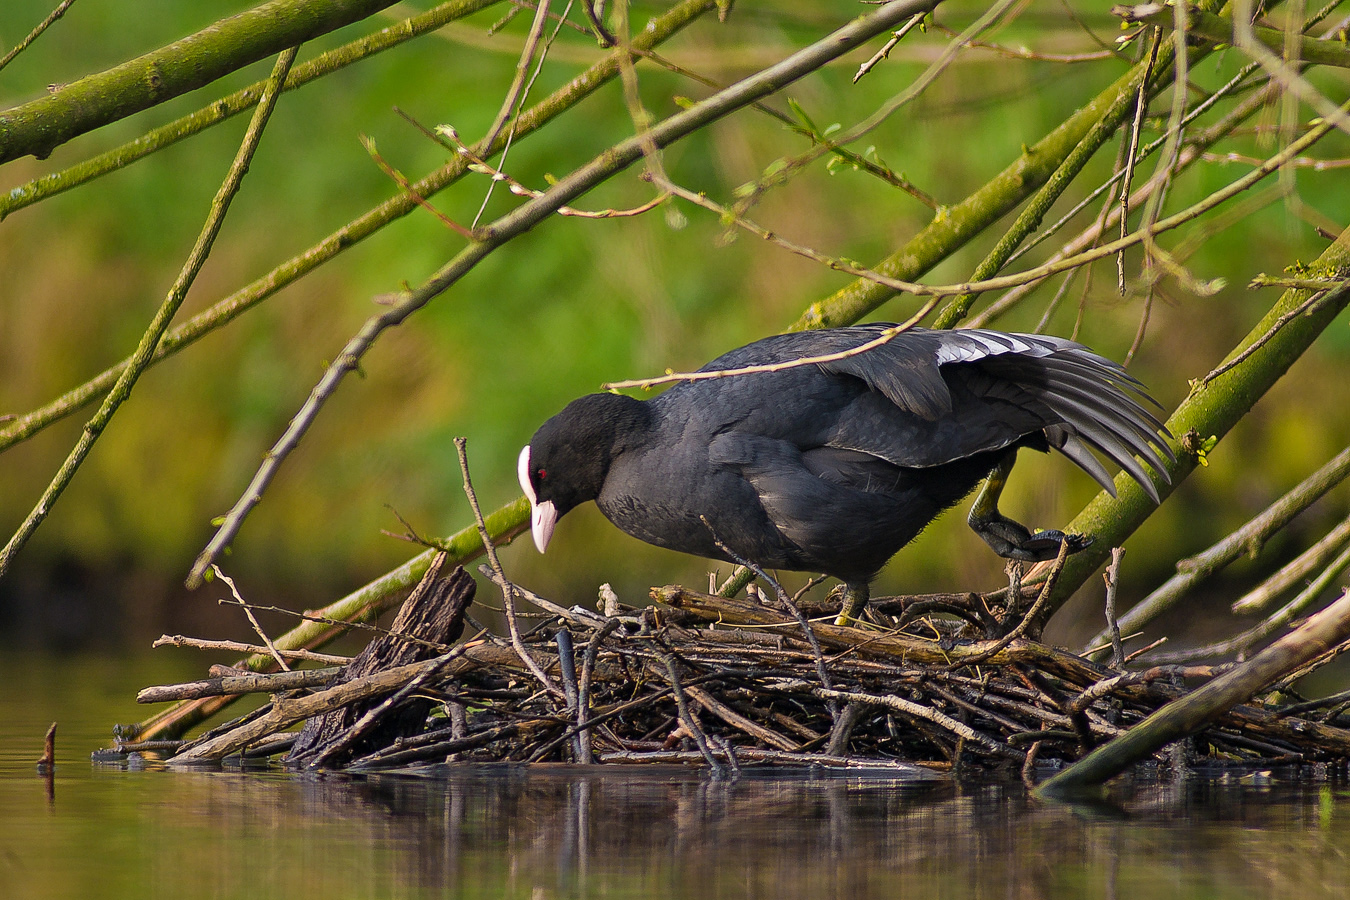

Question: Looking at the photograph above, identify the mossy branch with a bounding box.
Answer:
[1120,4,1350,70]
[0,0,403,163]
[0,0,499,220]
[1039,588,1350,796]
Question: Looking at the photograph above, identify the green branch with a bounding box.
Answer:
[0,0,401,163]
[1039,588,1350,796]
[0,0,499,220]
[1121,4,1350,70]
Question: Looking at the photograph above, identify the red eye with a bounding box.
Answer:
[538,468,547,480]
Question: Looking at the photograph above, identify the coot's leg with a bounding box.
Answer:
[834,581,869,627]
[967,451,1093,561]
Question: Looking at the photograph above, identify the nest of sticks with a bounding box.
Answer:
[116,547,1350,783]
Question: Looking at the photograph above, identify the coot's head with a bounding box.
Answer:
[518,393,650,553]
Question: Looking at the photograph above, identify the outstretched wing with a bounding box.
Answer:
[816,326,1174,501]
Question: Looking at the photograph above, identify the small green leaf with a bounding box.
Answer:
[786,98,817,133]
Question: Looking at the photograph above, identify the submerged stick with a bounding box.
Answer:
[1039,589,1350,797]
[36,723,56,774]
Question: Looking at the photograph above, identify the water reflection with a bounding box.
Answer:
[36,765,1336,900]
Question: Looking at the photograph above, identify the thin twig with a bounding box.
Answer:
[455,438,563,698]
[1199,289,1338,387]
[853,12,927,83]
[605,297,936,392]
[1103,547,1126,670]
[702,518,837,717]
[213,565,289,672]
[473,0,558,227]
[0,0,78,73]
[660,653,725,775]
[151,634,351,665]
[1119,30,1162,294]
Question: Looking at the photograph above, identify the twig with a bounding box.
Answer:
[151,634,351,665]
[472,0,571,228]
[0,0,78,74]
[577,619,620,763]
[477,565,611,629]
[777,682,1026,763]
[852,13,927,83]
[1066,665,1220,716]
[659,653,725,775]
[605,305,935,392]
[137,667,344,703]
[554,627,584,759]
[1103,548,1126,670]
[596,748,939,773]
[686,685,798,751]
[825,701,867,756]
[1119,29,1162,294]
[455,438,562,698]
[363,136,475,238]
[36,722,57,773]
[429,125,670,218]
[480,0,553,153]
[213,565,289,672]
[701,519,837,715]
[1198,289,1338,387]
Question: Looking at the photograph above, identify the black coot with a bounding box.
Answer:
[518,325,1172,622]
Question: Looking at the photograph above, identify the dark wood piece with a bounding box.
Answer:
[286,566,474,765]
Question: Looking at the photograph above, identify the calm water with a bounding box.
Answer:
[3,652,1350,899]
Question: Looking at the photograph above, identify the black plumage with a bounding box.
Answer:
[518,325,1172,617]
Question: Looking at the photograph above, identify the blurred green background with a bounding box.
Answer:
[2,0,1348,651]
